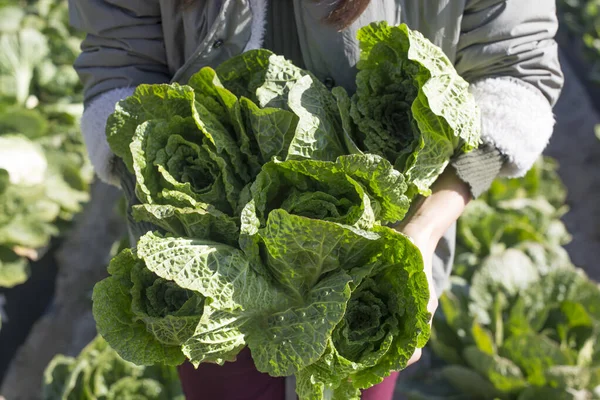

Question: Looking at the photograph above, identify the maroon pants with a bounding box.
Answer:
[178,348,399,400]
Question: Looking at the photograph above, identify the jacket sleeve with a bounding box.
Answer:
[69,0,171,186]
[454,0,564,178]
[69,0,170,102]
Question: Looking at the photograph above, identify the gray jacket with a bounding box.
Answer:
[69,0,563,295]
[70,0,563,183]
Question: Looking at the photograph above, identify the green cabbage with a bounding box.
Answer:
[42,335,184,400]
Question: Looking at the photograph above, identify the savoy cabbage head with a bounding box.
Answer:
[348,22,481,196]
[93,249,205,366]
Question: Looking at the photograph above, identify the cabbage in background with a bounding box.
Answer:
[0,0,92,290]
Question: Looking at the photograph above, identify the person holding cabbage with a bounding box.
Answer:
[68,0,563,399]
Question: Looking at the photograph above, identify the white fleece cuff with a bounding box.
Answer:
[81,87,136,187]
[469,77,556,177]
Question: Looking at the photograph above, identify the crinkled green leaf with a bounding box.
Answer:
[242,208,380,295]
[246,270,352,376]
[352,22,480,195]
[332,86,363,155]
[106,84,197,171]
[239,96,298,164]
[215,49,306,110]
[137,231,281,312]
[135,230,354,375]
[182,307,247,366]
[130,116,242,215]
[131,203,239,246]
[295,339,360,400]
[188,66,299,173]
[286,74,348,161]
[331,225,430,390]
[92,249,197,366]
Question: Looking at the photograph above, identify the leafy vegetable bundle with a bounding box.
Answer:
[43,335,184,400]
[0,0,92,291]
[93,22,481,399]
[398,159,600,400]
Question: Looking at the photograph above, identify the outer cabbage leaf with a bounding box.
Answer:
[127,112,245,242]
[215,49,306,110]
[286,74,349,161]
[216,50,352,162]
[352,22,480,195]
[131,203,239,247]
[92,249,204,366]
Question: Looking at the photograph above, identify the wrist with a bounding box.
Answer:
[397,166,471,244]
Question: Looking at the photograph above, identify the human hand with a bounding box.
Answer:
[395,167,472,367]
[397,221,439,367]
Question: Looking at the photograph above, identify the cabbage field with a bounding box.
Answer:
[0,0,599,399]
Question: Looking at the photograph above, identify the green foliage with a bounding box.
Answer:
[42,335,184,400]
[0,0,92,289]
